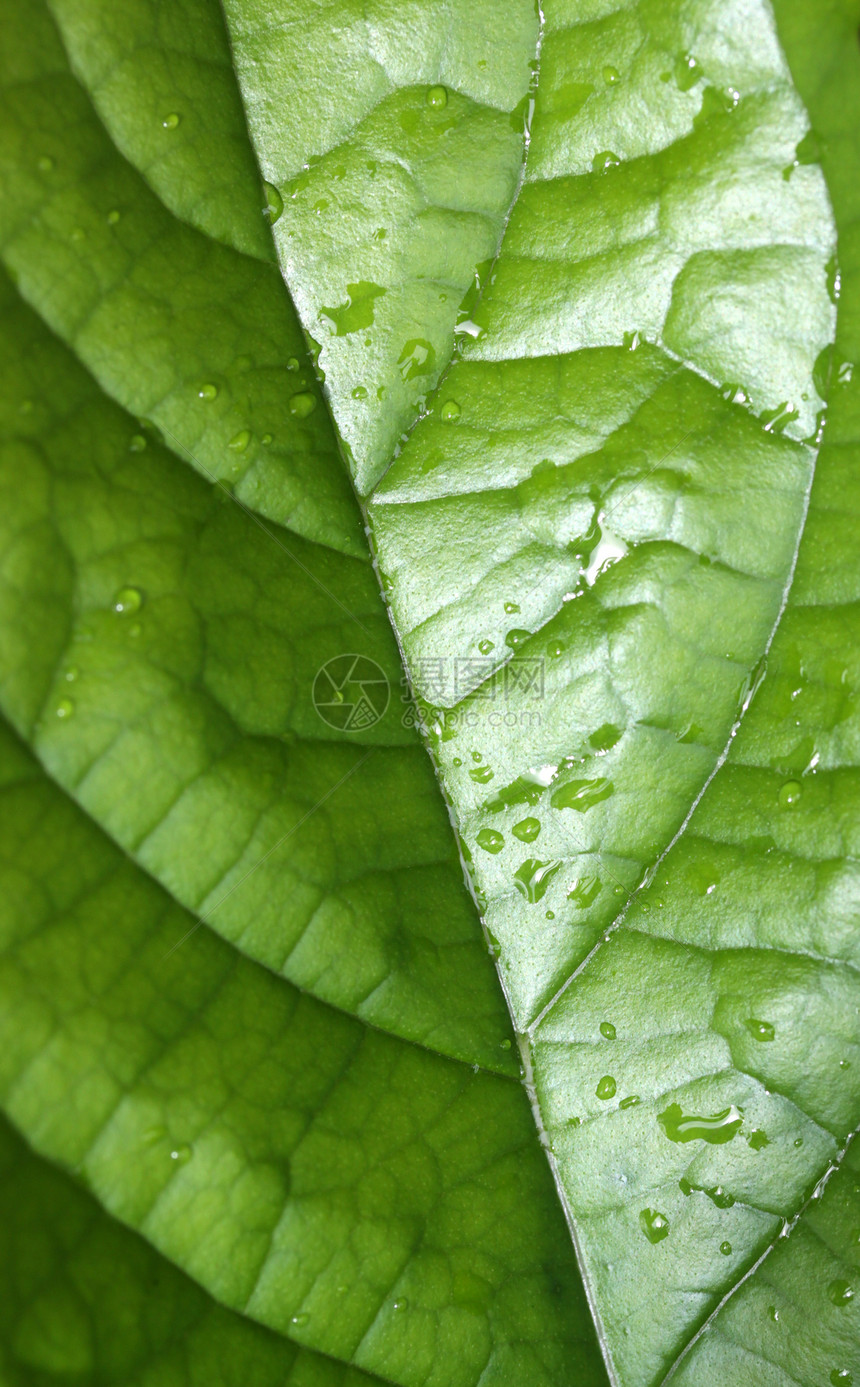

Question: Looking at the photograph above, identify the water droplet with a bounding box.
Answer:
[55,698,74,719]
[619,1094,640,1109]
[441,400,461,422]
[831,1371,853,1386]
[352,385,368,400]
[678,1178,735,1208]
[603,65,621,85]
[639,1208,669,1243]
[262,181,283,224]
[37,154,54,172]
[198,382,219,401]
[64,666,78,682]
[499,1038,512,1051]
[828,1280,854,1307]
[169,1143,191,1164]
[320,281,385,336]
[476,827,504,854]
[162,112,181,130]
[762,401,799,435]
[767,1304,779,1323]
[551,777,613,812]
[228,429,251,452]
[779,780,802,808]
[513,858,562,903]
[593,150,621,173]
[747,1128,769,1151]
[470,765,494,784]
[289,391,317,419]
[720,1240,732,1256]
[261,433,273,445]
[393,1297,408,1311]
[547,639,565,658]
[658,1103,743,1145]
[287,358,300,372]
[107,208,121,225]
[675,53,701,91]
[600,1021,616,1040]
[504,601,520,615]
[113,586,143,615]
[478,638,495,655]
[505,628,531,650]
[398,338,436,382]
[567,875,601,908]
[290,1312,310,1328]
[512,817,541,843]
[745,1018,775,1042]
[129,434,147,452]
[596,1075,617,1100]
[427,85,448,109]
[589,723,621,753]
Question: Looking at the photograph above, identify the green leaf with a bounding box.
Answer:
[0,1115,380,1387]
[0,0,859,1383]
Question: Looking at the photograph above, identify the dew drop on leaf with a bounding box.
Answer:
[639,1208,669,1243]
[599,1021,616,1040]
[658,1103,743,1144]
[162,112,180,130]
[262,181,283,224]
[593,150,621,173]
[441,399,461,421]
[779,780,802,807]
[745,1018,775,1041]
[514,858,562,903]
[55,698,74,719]
[169,1144,191,1164]
[596,1075,617,1100]
[476,828,504,854]
[720,1241,732,1255]
[113,587,143,616]
[198,382,219,401]
[228,429,251,452]
[426,85,448,109]
[512,817,541,842]
[289,392,317,419]
[827,1279,855,1307]
[675,53,701,90]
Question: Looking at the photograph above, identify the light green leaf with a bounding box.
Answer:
[0,0,859,1383]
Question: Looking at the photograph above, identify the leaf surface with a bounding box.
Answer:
[0,0,858,1384]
